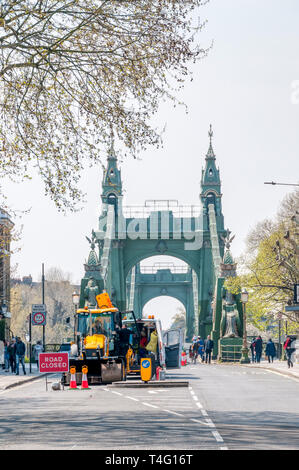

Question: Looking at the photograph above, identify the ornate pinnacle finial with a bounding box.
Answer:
[206,124,215,159]
[108,123,117,160]
[220,229,235,251]
[85,230,101,271]
[209,124,213,143]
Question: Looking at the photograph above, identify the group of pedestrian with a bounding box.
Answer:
[189,335,214,364]
[3,337,27,375]
[249,335,296,368]
[2,338,44,375]
[249,336,265,363]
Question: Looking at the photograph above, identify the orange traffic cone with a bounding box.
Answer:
[69,366,78,389]
[81,366,90,389]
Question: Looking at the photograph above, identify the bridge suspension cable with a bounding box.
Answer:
[101,204,115,284]
[208,203,222,278]
[128,266,136,311]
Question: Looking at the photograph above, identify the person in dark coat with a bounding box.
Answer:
[8,338,16,373]
[254,336,263,363]
[265,338,276,363]
[116,325,134,358]
[15,337,26,375]
[250,339,256,363]
[204,335,214,364]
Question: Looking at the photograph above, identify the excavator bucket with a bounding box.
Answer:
[101,361,123,383]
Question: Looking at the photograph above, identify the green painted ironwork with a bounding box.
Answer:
[76,127,241,343]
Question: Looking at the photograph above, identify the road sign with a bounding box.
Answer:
[39,352,69,373]
[32,304,47,326]
[44,344,61,352]
[142,359,150,368]
[32,311,46,326]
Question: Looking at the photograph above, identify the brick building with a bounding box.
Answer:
[0,208,14,341]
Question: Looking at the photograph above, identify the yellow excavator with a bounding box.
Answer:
[61,293,130,385]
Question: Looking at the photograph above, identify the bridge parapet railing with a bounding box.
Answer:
[123,204,202,219]
[140,264,189,274]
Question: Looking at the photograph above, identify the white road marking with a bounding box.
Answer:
[187,385,226,445]
[163,409,184,417]
[212,431,224,443]
[205,418,216,428]
[190,418,214,427]
[96,386,229,447]
[142,402,159,409]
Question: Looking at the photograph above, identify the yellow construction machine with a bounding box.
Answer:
[61,293,130,385]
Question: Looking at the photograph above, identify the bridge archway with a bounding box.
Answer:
[143,296,186,330]
[126,255,197,339]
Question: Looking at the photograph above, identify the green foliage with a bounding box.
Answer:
[225,190,299,333]
[170,307,186,329]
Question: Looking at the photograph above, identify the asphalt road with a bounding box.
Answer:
[0,362,298,450]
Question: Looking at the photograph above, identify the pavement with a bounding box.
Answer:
[241,359,299,380]
[0,364,46,390]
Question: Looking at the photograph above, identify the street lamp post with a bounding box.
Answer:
[72,292,80,342]
[264,182,299,187]
[240,288,250,364]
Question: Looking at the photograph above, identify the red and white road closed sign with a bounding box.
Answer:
[39,352,69,373]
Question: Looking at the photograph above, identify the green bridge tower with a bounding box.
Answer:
[78,126,244,349]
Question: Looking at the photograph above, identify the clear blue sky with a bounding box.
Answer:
[4,0,299,328]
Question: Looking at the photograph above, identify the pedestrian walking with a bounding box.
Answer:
[189,344,194,362]
[15,337,26,375]
[0,340,4,370]
[34,341,43,370]
[254,336,263,363]
[265,338,276,363]
[204,335,214,364]
[8,338,16,373]
[283,335,296,368]
[250,339,256,363]
[191,341,199,364]
[197,336,205,362]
